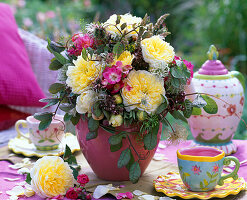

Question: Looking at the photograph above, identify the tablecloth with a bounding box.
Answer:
[0,140,247,200]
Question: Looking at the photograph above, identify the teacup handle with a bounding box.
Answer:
[15,120,31,143]
[218,156,240,186]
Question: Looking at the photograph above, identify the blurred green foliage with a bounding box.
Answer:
[3,0,247,138]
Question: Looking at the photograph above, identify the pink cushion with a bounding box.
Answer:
[0,3,45,107]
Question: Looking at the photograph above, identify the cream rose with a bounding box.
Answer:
[30,156,74,198]
[104,13,142,38]
[76,90,97,114]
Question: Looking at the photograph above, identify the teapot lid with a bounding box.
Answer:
[198,45,228,75]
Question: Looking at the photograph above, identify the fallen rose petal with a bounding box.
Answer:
[138,194,158,200]
[9,195,19,200]
[24,188,35,197]
[158,143,166,149]
[4,178,21,181]
[22,158,31,164]
[93,184,119,199]
[159,197,174,200]
[116,192,134,199]
[9,163,24,169]
[119,185,125,188]
[93,185,110,199]
[17,167,30,175]
[133,190,147,196]
[6,186,25,196]
[16,181,26,186]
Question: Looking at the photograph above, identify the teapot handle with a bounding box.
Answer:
[231,71,245,91]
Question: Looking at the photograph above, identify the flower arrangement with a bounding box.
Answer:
[35,13,217,183]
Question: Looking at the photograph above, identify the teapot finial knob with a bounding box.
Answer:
[207,45,219,60]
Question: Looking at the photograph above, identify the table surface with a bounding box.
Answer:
[0,140,247,200]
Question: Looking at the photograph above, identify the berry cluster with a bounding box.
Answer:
[166,92,186,112]
[99,94,124,115]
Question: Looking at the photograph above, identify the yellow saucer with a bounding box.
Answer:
[8,133,80,157]
[153,172,246,199]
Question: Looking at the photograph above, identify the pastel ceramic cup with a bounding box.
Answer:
[15,115,65,151]
[177,146,240,192]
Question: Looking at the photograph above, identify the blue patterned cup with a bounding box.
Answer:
[177,146,240,191]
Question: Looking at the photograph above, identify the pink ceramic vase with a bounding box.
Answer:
[76,119,161,181]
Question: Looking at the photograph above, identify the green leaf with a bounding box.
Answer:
[120,23,127,30]
[38,139,45,143]
[49,41,65,53]
[183,99,192,118]
[101,125,116,134]
[126,151,135,171]
[49,58,63,70]
[192,107,202,115]
[49,83,65,94]
[48,139,55,142]
[144,131,158,150]
[171,66,184,78]
[201,95,218,114]
[70,113,81,125]
[117,148,131,168]
[170,77,180,88]
[70,166,78,180]
[88,117,99,132]
[109,132,126,145]
[63,145,72,159]
[102,110,110,121]
[204,179,209,186]
[34,112,53,121]
[59,103,75,112]
[67,156,77,165]
[129,162,141,184]
[113,42,124,58]
[64,113,72,121]
[91,102,102,118]
[110,141,122,152]
[41,98,59,109]
[86,131,98,141]
[47,38,68,64]
[156,101,168,114]
[25,173,31,185]
[38,118,52,130]
[116,15,121,24]
[207,172,212,178]
[81,48,88,61]
[170,110,188,123]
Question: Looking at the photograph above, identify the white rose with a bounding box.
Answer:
[76,90,97,114]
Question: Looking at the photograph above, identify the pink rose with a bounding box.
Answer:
[66,187,78,199]
[77,174,89,186]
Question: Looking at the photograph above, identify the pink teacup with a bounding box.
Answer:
[15,115,65,150]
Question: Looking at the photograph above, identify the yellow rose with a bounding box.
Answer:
[121,70,165,114]
[141,36,175,77]
[66,55,101,94]
[112,51,133,67]
[30,156,74,198]
[104,13,142,38]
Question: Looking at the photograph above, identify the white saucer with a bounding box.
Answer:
[8,133,80,157]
